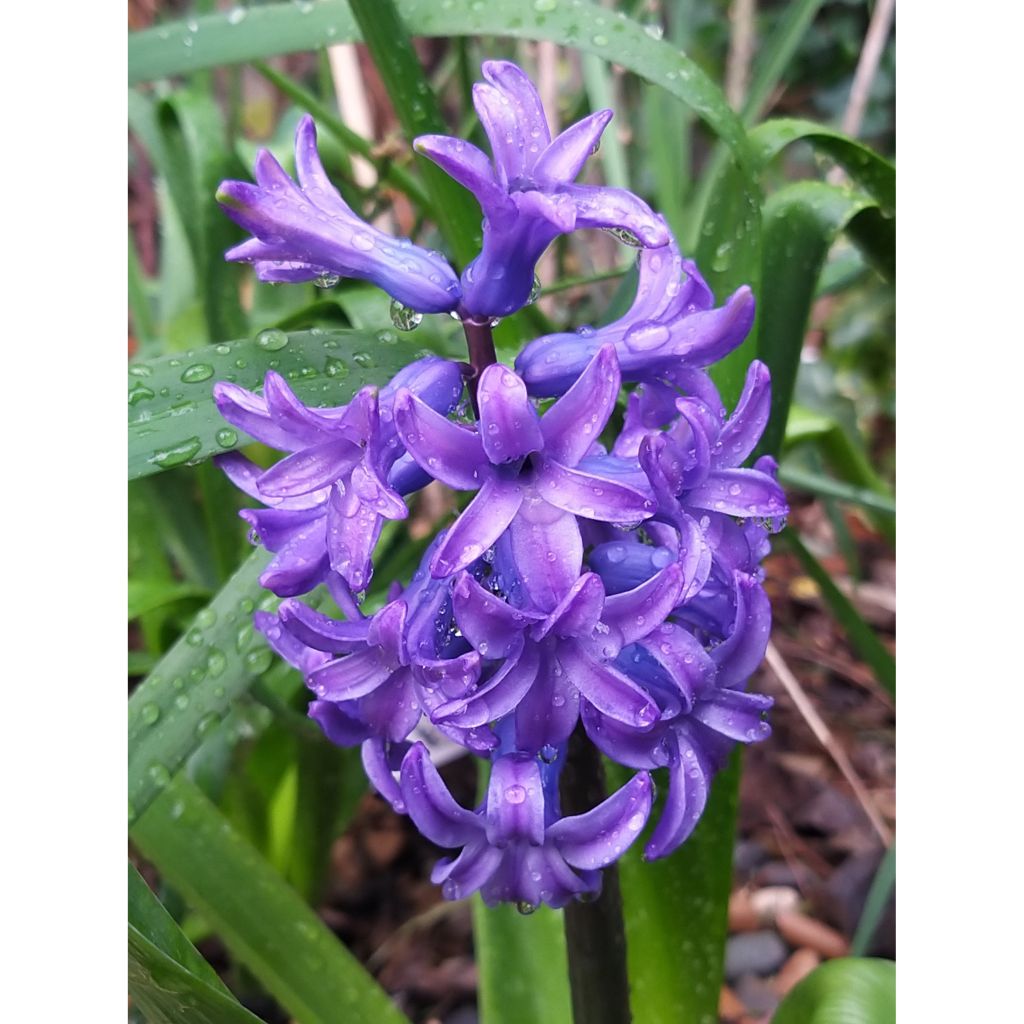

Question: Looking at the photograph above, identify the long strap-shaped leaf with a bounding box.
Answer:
[607,753,740,1024]
[129,861,265,1023]
[129,549,272,824]
[754,181,885,456]
[473,900,573,1024]
[128,327,420,479]
[772,957,895,1024]
[132,778,411,1024]
[126,0,761,230]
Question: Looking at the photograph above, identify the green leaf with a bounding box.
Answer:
[156,89,247,342]
[780,530,896,696]
[128,549,274,825]
[609,753,740,1024]
[127,3,757,173]
[749,118,895,213]
[777,465,895,517]
[127,327,421,480]
[740,0,827,123]
[132,778,411,1024]
[347,0,483,266]
[755,181,881,457]
[129,922,266,1024]
[473,900,572,1024]
[851,844,896,956]
[773,958,895,1024]
[129,861,233,995]
[129,579,211,620]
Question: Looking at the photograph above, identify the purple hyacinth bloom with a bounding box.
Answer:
[394,346,656,610]
[217,115,461,313]
[433,565,687,751]
[214,357,463,594]
[400,744,653,908]
[630,360,788,535]
[583,572,773,859]
[415,61,668,318]
[516,225,754,396]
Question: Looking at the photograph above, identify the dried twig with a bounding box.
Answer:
[765,643,894,847]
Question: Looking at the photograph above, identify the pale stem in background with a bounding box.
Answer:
[535,39,560,316]
[726,0,757,111]
[327,42,394,231]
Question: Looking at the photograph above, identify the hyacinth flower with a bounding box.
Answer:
[400,744,653,908]
[516,223,755,397]
[394,346,656,609]
[212,57,787,911]
[217,115,461,312]
[214,357,463,594]
[435,565,686,752]
[415,61,668,319]
[582,573,773,859]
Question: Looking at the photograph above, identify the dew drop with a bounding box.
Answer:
[216,427,238,448]
[314,271,340,289]
[390,299,423,331]
[152,437,202,469]
[128,382,155,405]
[256,328,289,351]
[324,356,349,378]
[181,363,214,384]
[140,703,160,726]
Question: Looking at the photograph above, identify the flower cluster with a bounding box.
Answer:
[215,61,787,911]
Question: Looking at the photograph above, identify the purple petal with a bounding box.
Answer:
[309,701,370,747]
[416,650,483,701]
[277,598,370,653]
[361,737,406,812]
[507,498,582,613]
[430,477,524,578]
[536,573,605,642]
[358,667,422,741]
[644,729,712,860]
[452,573,537,659]
[710,575,772,688]
[534,109,613,184]
[213,380,305,452]
[325,483,383,591]
[432,640,540,729]
[433,840,504,900]
[484,754,546,848]
[400,743,482,848]
[691,688,772,742]
[540,345,620,466]
[514,647,581,751]
[563,183,667,246]
[534,458,655,523]
[476,364,544,464]
[394,390,488,490]
[256,439,363,498]
[549,772,653,869]
[307,647,393,701]
[602,564,684,645]
[560,642,659,729]
[686,468,787,518]
[413,135,511,215]
[636,623,716,708]
[258,519,330,597]
[714,360,772,468]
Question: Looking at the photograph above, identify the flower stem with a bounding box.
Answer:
[560,729,632,1024]
[460,313,498,415]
